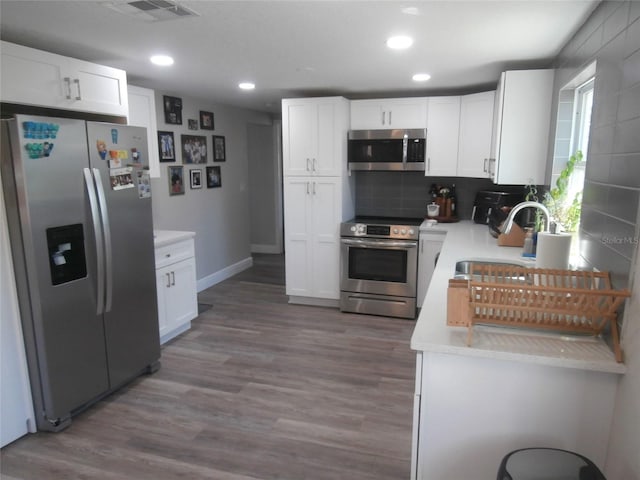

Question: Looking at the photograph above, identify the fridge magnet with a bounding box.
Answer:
[169,166,185,195]
[137,170,151,199]
[190,169,203,189]
[181,135,208,164]
[188,119,198,130]
[163,95,183,125]
[213,135,226,162]
[158,131,175,162]
[109,167,134,191]
[206,166,221,188]
[109,158,123,169]
[111,128,119,144]
[96,140,107,159]
[200,111,214,130]
[130,148,142,167]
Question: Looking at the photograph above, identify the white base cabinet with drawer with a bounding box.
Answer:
[154,231,198,345]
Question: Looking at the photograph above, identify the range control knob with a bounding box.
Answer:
[400,228,407,235]
[392,228,399,235]
[350,226,356,232]
[408,228,415,235]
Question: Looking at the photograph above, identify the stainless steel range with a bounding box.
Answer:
[340,217,421,319]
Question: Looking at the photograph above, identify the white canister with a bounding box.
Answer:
[427,202,440,217]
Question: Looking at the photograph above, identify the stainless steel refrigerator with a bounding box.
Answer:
[1,114,160,432]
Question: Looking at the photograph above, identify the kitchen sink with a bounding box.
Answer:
[454,259,531,282]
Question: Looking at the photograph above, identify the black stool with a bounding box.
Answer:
[497,448,606,480]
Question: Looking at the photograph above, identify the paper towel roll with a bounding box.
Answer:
[535,232,572,269]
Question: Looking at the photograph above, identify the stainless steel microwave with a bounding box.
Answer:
[347,128,426,171]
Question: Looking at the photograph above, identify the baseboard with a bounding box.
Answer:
[288,296,340,308]
[250,243,281,254]
[197,256,253,292]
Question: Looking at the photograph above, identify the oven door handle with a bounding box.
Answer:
[341,238,418,249]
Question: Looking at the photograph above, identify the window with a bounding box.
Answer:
[566,77,594,211]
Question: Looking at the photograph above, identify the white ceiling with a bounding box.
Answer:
[0,0,600,114]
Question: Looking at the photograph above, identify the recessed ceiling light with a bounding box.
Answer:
[412,73,431,82]
[239,82,255,90]
[150,55,174,66]
[386,35,413,50]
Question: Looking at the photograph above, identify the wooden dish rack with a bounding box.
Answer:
[447,263,631,362]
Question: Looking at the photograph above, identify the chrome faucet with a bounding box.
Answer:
[500,201,551,234]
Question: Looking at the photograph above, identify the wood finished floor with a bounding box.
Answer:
[1,254,416,480]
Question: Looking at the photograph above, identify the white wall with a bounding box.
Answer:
[150,91,272,290]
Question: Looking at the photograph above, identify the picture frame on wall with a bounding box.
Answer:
[168,166,184,195]
[180,135,208,164]
[163,95,182,125]
[206,166,221,188]
[188,119,198,130]
[157,131,175,162]
[200,111,214,130]
[213,135,226,162]
[190,169,203,189]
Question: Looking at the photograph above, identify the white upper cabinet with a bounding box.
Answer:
[457,91,495,178]
[350,98,428,129]
[1,41,128,117]
[425,96,460,176]
[490,69,554,185]
[127,85,160,178]
[282,97,349,177]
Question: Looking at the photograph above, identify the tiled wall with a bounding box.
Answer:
[551,1,640,289]
[354,171,527,220]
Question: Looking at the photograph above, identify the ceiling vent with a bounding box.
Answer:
[102,0,199,22]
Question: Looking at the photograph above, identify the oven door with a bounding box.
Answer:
[340,237,418,297]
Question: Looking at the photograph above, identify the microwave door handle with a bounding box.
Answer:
[402,133,408,168]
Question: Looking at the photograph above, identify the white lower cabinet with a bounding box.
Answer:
[411,351,618,479]
[284,176,343,301]
[417,230,446,308]
[154,232,197,344]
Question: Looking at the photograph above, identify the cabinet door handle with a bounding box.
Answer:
[73,78,82,100]
[312,182,316,195]
[381,111,385,125]
[388,110,392,125]
[313,158,317,172]
[171,271,175,286]
[427,158,431,172]
[166,272,171,288]
[483,158,488,173]
[306,158,311,171]
[64,77,72,99]
[306,182,310,195]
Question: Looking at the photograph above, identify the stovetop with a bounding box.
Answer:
[341,216,423,240]
[347,216,424,227]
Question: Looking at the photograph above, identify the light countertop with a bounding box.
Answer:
[411,220,625,374]
[153,230,196,248]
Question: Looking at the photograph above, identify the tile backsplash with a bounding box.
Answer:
[354,171,528,220]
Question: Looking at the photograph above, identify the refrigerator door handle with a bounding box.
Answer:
[92,168,113,313]
[83,168,105,315]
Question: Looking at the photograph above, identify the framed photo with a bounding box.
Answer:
[157,131,175,162]
[180,135,208,164]
[168,166,184,195]
[163,95,182,125]
[206,166,221,188]
[190,169,203,189]
[200,111,214,130]
[213,135,226,162]
[188,119,198,130]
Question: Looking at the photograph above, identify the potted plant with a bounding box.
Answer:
[544,150,583,233]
